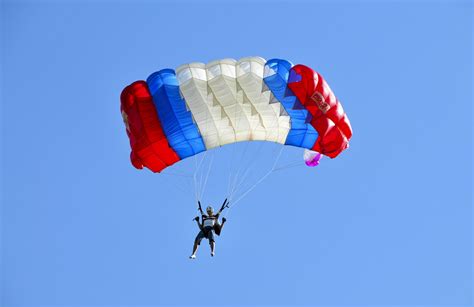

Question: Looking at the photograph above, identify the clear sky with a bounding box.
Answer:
[1,1,472,306]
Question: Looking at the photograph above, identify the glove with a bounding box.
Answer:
[193,216,199,221]
[222,217,227,223]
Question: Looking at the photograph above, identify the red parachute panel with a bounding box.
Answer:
[120,81,180,172]
[288,65,353,158]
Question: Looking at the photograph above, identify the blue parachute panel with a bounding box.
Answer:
[147,69,206,159]
[264,59,318,149]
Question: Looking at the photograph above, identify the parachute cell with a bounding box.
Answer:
[263,59,318,148]
[146,69,206,159]
[287,65,352,158]
[120,81,180,172]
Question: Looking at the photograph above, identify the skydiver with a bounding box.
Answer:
[189,199,229,259]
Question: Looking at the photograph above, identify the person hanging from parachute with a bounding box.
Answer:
[189,198,229,259]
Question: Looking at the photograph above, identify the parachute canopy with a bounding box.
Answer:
[121,57,352,172]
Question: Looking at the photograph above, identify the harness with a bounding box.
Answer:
[197,198,229,236]
[202,215,217,227]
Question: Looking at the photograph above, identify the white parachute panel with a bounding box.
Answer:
[176,57,290,149]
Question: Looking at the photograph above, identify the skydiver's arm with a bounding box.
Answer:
[217,198,229,214]
[198,201,204,215]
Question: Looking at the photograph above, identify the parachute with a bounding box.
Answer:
[120,57,352,173]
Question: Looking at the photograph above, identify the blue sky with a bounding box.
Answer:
[1,1,472,306]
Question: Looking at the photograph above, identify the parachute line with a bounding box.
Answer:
[228,145,284,209]
[273,161,305,172]
[198,152,214,200]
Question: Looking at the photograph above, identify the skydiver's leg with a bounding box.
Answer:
[190,231,204,259]
[210,241,215,257]
[190,241,199,258]
[214,222,222,236]
[208,231,215,256]
[220,218,226,232]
